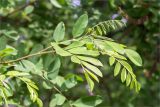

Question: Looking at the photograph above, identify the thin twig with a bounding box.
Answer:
[40,46,53,52]
[0,50,54,64]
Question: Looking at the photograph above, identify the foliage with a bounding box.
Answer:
[0,0,159,107]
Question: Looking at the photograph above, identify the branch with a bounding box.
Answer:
[0,46,54,64]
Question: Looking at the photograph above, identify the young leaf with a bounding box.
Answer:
[106,51,127,60]
[84,72,94,92]
[119,60,134,76]
[96,26,102,35]
[109,56,115,66]
[130,81,135,90]
[77,55,103,66]
[85,69,99,82]
[114,62,121,76]
[91,20,125,36]
[72,14,88,37]
[126,73,131,86]
[125,49,142,66]
[51,42,72,56]
[53,22,65,42]
[121,68,127,82]
[82,61,103,77]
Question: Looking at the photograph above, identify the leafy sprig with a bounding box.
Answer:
[0,13,142,106]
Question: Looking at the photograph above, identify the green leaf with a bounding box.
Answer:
[121,68,127,83]
[49,94,66,107]
[0,88,8,107]
[126,73,131,86]
[130,81,135,90]
[26,85,38,102]
[37,98,43,107]
[114,62,121,76]
[0,75,6,81]
[96,26,102,35]
[71,55,81,64]
[85,69,99,82]
[72,95,102,107]
[91,20,125,35]
[119,60,135,78]
[65,41,85,50]
[24,5,34,14]
[125,49,142,66]
[109,56,115,66]
[53,22,65,42]
[50,0,62,8]
[82,61,103,77]
[14,60,37,73]
[68,47,99,56]
[135,81,141,92]
[51,42,72,56]
[105,41,125,54]
[0,46,17,57]
[84,72,94,92]
[48,56,61,79]
[103,51,126,60]
[94,40,114,51]
[62,75,78,90]
[72,14,88,37]
[6,71,29,77]
[77,55,103,66]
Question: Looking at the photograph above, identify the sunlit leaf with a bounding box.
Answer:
[84,72,94,92]
[85,69,99,82]
[109,56,115,66]
[72,14,88,37]
[126,73,131,86]
[105,41,125,54]
[77,55,103,66]
[82,61,102,77]
[121,68,127,83]
[114,62,121,76]
[125,49,142,66]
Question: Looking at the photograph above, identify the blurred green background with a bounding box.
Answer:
[0,0,160,107]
